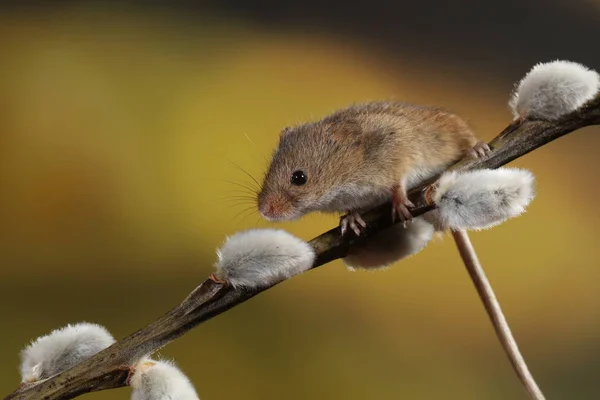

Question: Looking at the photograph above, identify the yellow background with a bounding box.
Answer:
[1,3,599,399]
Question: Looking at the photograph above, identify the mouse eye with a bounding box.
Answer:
[290,170,307,186]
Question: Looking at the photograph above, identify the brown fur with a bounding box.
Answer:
[257,101,480,221]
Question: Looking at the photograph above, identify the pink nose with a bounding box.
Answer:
[258,194,286,220]
[259,202,274,218]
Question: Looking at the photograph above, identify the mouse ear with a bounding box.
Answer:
[328,120,363,143]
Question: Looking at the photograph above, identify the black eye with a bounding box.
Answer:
[291,170,307,186]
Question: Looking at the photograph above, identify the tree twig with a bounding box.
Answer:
[5,95,600,400]
[452,229,545,400]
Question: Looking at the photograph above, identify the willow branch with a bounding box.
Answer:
[6,95,600,400]
[452,229,545,400]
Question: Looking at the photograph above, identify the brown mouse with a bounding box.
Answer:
[257,101,489,235]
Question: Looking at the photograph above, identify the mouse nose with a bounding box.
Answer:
[258,201,273,217]
[258,193,287,220]
[258,198,277,219]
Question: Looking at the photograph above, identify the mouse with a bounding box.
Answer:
[257,101,489,235]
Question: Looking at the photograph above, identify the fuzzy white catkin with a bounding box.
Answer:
[215,229,316,289]
[510,60,600,120]
[130,360,199,400]
[342,168,535,270]
[431,168,535,231]
[343,217,435,270]
[20,322,115,383]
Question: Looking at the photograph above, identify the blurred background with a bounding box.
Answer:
[1,1,599,399]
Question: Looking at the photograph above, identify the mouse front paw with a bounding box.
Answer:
[391,185,414,225]
[340,212,367,236]
[468,141,492,158]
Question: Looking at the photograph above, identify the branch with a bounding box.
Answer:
[452,229,545,400]
[6,95,600,400]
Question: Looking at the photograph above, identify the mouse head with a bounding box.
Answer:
[257,120,364,221]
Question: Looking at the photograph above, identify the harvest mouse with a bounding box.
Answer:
[257,101,489,235]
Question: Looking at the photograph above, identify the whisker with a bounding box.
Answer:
[242,132,272,165]
[228,206,258,224]
[219,194,257,201]
[228,161,261,190]
[220,179,259,195]
[243,132,257,146]
[220,201,257,209]
[220,202,256,209]
[253,214,266,226]
[220,200,257,206]
[221,189,258,196]
[219,198,257,205]
[219,191,257,202]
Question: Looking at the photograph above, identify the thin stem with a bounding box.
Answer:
[451,229,545,400]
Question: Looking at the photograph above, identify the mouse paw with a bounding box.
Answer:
[392,200,415,226]
[391,188,414,225]
[468,141,492,158]
[340,212,367,236]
